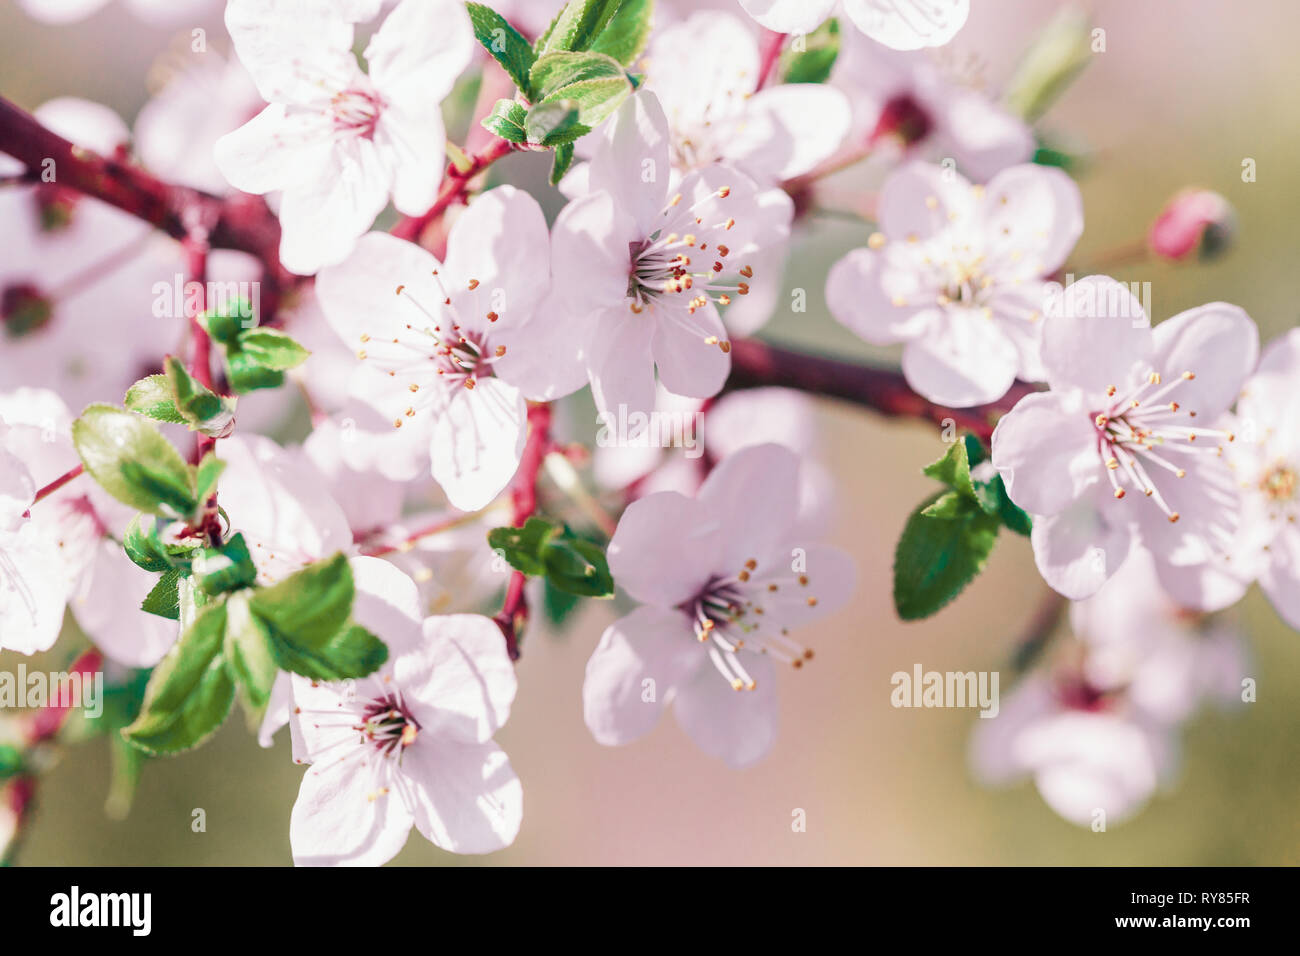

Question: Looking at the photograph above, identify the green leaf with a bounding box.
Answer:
[961,434,1033,536]
[997,486,1033,537]
[590,0,654,66]
[164,356,236,437]
[542,578,582,628]
[248,553,388,681]
[195,533,258,597]
[488,517,558,576]
[535,0,620,55]
[236,328,310,371]
[201,305,249,345]
[544,537,614,597]
[894,492,1000,620]
[141,567,183,620]
[922,440,978,501]
[781,18,838,84]
[223,592,278,716]
[124,375,185,425]
[194,452,225,505]
[105,734,143,820]
[122,601,235,755]
[124,514,176,573]
[530,49,625,99]
[919,490,965,520]
[525,99,590,146]
[467,2,536,95]
[551,142,575,185]
[481,98,529,143]
[72,404,196,517]
[226,349,285,393]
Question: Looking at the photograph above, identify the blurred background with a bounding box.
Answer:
[2,0,1299,865]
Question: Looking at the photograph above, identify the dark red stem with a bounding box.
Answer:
[494,402,552,659]
[391,136,516,244]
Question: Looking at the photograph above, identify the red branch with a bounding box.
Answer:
[726,338,1035,444]
[494,402,553,660]
[26,464,84,513]
[391,136,517,244]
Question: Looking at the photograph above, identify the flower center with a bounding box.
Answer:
[34,183,79,233]
[870,93,934,147]
[1260,462,1297,504]
[358,692,421,756]
[682,556,824,691]
[624,186,749,356]
[1092,368,1235,523]
[330,87,384,139]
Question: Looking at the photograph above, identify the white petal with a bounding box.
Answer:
[900,307,1020,407]
[406,739,523,854]
[738,0,836,33]
[583,605,705,746]
[71,539,178,667]
[697,443,801,572]
[430,378,527,512]
[731,84,852,181]
[672,652,779,768]
[290,757,413,866]
[402,614,517,744]
[992,389,1099,516]
[842,0,969,50]
[607,491,722,608]
[1029,491,1134,599]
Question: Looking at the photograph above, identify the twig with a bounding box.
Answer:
[391,136,516,244]
[725,338,1035,443]
[493,403,552,659]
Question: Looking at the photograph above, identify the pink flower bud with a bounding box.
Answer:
[1148,189,1235,261]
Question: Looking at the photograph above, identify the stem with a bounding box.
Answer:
[391,136,516,244]
[725,338,1035,444]
[357,509,493,558]
[494,402,552,659]
[755,31,787,91]
[26,464,84,512]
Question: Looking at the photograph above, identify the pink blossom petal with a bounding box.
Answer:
[1029,490,1134,599]
[901,307,1020,407]
[981,164,1084,277]
[672,652,778,768]
[290,755,414,866]
[429,378,527,512]
[697,443,801,573]
[843,0,969,50]
[1040,276,1154,395]
[403,614,517,744]
[993,390,1099,516]
[1150,303,1259,420]
[877,160,977,241]
[406,739,522,854]
[608,491,722,608]
[583,605,705,746]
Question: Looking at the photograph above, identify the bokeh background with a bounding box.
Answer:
[3,0,1299,864]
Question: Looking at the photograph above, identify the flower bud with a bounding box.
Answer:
[1,283,53,339]
[1148,189,1236,262]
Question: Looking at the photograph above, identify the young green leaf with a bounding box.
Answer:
[164,356,236,437]
[124,375,186,425]
[481,98,529,143]
[122,601,235,755]
[141,567,184,620]
[194,452,225,505]
[223,591,279,715]
[201,304,250,345]
[525,99,590,146]
[922,439,979,501]
[124,514,178,573]
[467,2,536,95]
[195,533,259,597]
[551,142,576,184]
[72,405,196,517]
[226,349,286,393]
[535,0,620,56]
[590,0,654,66]
[237,328,310,371]
[488,516,559,576]
[248,553,389,681]
[543,537,614,597]
[894,492,1000,620]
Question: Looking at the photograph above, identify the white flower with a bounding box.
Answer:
[317,186,558,511]
[288,558,521,865]
[739,0,969,50]
[15,0,215,25]
[215,0,473,273]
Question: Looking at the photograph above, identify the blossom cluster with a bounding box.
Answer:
[0,0,1291,864]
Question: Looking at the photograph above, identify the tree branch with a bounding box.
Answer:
[494,402,552,660]
[391,136,517,244]
[725,337,1036,443]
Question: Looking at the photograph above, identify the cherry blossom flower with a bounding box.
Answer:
[832,28,1035,181]
[288,558,521,864]
[827,160,1083,407]
[739,0,969,51]
[583,443,855,767]
[1215,329,1300,628]
[215,0,473,274]
[644,11,851,183]
[316,186,558,511]
[0,389,176,664]
[550,92,791,422]
[972,550,1246,827]
[991,276,1259,603]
